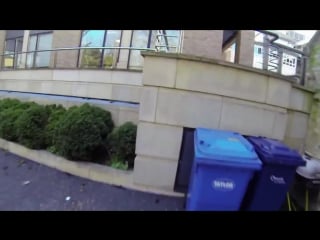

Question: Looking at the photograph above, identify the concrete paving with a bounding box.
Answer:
[0,149,185,211]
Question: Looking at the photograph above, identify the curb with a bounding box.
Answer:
[0,138,184,198]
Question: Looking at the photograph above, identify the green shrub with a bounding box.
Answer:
[80,103,114,140]
[16,105,49,149]
[0,98,22,112]
[110,156,129,170]
[107,122,137,169]
[0,108,24,141]
[44,104,67,147]
[53,104,114,162]
[17,101,38,110]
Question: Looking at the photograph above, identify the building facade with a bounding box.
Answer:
[0,30,259,71]
[0,30,313,195]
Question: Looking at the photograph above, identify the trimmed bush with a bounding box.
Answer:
[53,104,114,162]
[44,104,67,147]
[16,105,49,149]
[80,103,114,141]
[0,108,24,141]
[0,99,38,142]
[107,122,137,169]
[17,101,38,110]
[0,98,22,112]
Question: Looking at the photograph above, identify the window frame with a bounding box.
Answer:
[77,30,123,69]
[2,36,24,69]
[127,30,153,69]
[27,31,53,68]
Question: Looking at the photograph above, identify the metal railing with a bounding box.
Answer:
[254,30,308,85]
[0,46,159,71]
[0,30,181,71]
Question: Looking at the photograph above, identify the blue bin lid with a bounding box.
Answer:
[194,128,262,170]
[245,136,305,167]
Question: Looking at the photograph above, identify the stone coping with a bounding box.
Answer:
[0,68,143,73]
[141,51,314,88]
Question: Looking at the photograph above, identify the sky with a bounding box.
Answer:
[254,30,317,46]
[277,30,317,44]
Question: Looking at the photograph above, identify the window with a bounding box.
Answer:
[3,37,23,69]
[128,30,151,69]
[26,32,53,68]
[78,30,122,68]
[128,30,181,69]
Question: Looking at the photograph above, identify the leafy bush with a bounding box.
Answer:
[81,103,114,141]
[16,105,49,149]
[0,98,22,112]
[0,99,39,142]
[18,101,38,110]
[44,104,67,147]
[0,108,24,141]
[53,104,114,162]
[110,156,129,170]
[107,122,137,169]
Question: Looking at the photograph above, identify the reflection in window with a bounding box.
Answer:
[3,37,23,69]
[79,30,122,68]
[128,30,181,69]
[36,34,53,67]
[165,30,180,51]
[154,30,180,52]
[223,42,236,63]
[103,30,121,68]
[26,32,53,68]
[79,30,104,68]
[129,30,150,69]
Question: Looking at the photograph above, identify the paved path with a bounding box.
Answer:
[0,149,184,211]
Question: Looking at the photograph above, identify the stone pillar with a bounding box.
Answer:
[0,30,6,68]
[182,30,223,59]
[234,30,255,67]
[51,30,81,68]
[133,55,183,191]
[17,30,30,68]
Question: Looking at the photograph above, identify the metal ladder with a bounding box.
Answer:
[155,30,180,53]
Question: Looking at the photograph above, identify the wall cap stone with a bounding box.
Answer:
[141,51,303,84]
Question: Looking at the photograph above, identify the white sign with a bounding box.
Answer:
[270,175,286,184]
[212,178,235,191]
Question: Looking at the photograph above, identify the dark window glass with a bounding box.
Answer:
[3,37,24,69]
[3,40,15,68]
[258,48,262,54]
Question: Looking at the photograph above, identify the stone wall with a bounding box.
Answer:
[133,52,314,191]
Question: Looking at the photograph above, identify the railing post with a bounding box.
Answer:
[53,50,57,68]
[262,35,269,71]
[301,56,307,86]
[278,49,283,75]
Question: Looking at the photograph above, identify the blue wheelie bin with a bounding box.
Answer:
[186,128,262,211]
[243,136,306,211]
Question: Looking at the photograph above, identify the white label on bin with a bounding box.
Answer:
[270,175,286,184]
[212,178,235,191]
